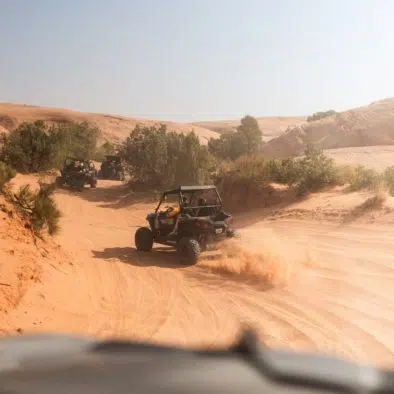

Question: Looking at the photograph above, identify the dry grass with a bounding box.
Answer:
[342,186,388,224]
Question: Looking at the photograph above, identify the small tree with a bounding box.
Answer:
[120,124,213,189]
[236,115,262,154]
[49,121,99,166]
[121,124,168,187]
[208,115,262,160]
[296,143,338,195]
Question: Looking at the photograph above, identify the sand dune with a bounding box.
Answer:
[262,98,394,158]
[324,145,394,172]
[0,103,219,145]
[0,173,394,369]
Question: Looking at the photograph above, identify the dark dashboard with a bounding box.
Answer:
[0,330,392,394]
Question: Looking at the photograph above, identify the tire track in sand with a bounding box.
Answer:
[17,181,394,369]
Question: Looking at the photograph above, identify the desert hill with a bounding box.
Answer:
[192,116,306,142]
[262,98,394,158]
[0,103,219,145]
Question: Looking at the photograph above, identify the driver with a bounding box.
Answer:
[167,202,183,236]
[197,197,210,217]
[167,205,180,219]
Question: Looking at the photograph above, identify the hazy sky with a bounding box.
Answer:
[2,0,394,122]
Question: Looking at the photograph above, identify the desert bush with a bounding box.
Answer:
[383,166,394,196]
[345,165,381,192]
[221,154,267,187]
[217,144,340,198]
[307,110,337,122]
[1,120,53,172]
[94,141,118,162]
[208,115,262,160]
[48,121,99,167]
[1,120,99,172]
[0,161,16,190]
[119,124,214,189]
[12,182,61,236]
[265,158,302,185]
[294,144,339,195]
[0,114,17,130]
[333,164,357,186]
[214,154,278,212]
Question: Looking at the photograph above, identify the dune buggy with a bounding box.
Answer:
[134,185,236,265]
[56,157,98,192]
[98,155,125,181]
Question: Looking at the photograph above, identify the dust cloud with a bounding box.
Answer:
[200,228,314,287]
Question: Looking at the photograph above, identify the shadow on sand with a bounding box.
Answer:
[55,181,157,209]
[92,245,274,291]
[91,246,183,268]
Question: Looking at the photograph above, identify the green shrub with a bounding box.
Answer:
[12,182,61,236]
[383,166,394,196]
[265,158,302,185]
[0,161,16,190]
[1,120,53,172]
[346,165,381,192]
[1,120,99,172]
[333,164,357,186]
[119,124,214,189]
[295,144,339,195]
[216,144,341,198]
[208,115,262,160]
[94,141,118,162]
[48,121,99,168]
[307,110,337,122]
[0,114,17,130]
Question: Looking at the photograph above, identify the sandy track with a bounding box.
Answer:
[6,180,394,368]
[241,220,394,366]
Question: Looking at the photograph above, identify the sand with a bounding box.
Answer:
[1,173,394,369]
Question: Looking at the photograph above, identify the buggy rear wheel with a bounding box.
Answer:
[135,227,154,252]
[177,237,201,266]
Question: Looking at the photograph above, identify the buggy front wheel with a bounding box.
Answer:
[177,237,201,266]
[135,227,154,252]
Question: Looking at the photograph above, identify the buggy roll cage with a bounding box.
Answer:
[154,185,223,213]
[64,157,93,165]
[104,155,121,162]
